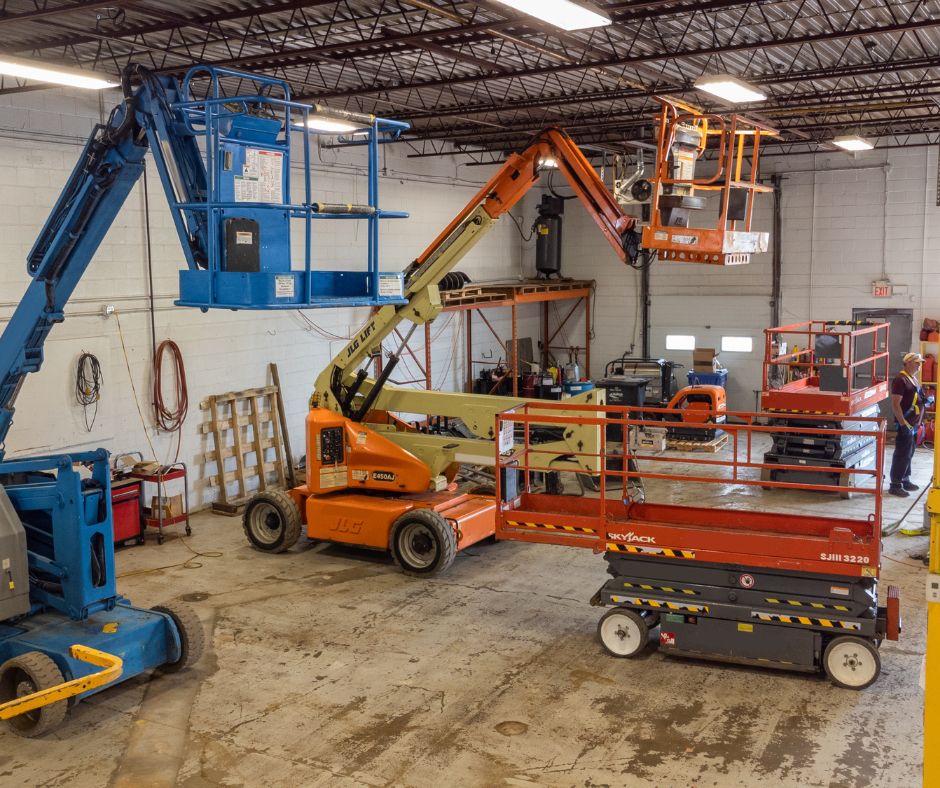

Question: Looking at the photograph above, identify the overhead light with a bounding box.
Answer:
[539,157,558,169]
[0,54,117,89]
[833,134,874,152]
[491,0,611,31]
[297,117,360,134]
[694,73,766,103]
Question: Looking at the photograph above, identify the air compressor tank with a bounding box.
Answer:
[535,194,565,278]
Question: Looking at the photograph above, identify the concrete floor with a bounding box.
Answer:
[2,441,931,787]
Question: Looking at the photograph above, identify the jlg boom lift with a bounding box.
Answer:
[0,63,410,735]
[242,98,776,577]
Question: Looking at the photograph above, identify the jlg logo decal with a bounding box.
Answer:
[329,518,363,535]
[608,531,657,544]
[346,321,376,358]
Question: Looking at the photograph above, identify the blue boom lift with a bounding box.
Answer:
[0,63,409,735]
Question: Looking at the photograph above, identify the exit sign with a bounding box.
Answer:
[872,280,893,298]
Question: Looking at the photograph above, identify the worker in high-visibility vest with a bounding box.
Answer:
[889,351,928,498]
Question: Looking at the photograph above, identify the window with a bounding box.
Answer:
[665,334,696,351]
[721,336,753,353]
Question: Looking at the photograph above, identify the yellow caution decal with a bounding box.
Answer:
[506,520,596,535]
[606,543,695,559]
[752,611,860,630]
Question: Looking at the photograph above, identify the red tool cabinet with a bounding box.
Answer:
[111,476,145,546]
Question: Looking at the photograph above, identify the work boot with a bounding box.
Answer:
[888,486,909,498]
[903,481,919,492]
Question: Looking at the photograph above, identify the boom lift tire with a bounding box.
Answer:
[151,602,206,673]
[597,607,649,658]
[390,509,457,577]
[243,490,302,553]
[0,651,68,737]
[823,636,881,689]
[153,602,205,673]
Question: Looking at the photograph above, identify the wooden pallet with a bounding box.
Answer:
[666,432,730,453]
[200,384,288,515]
[440,290,508,307]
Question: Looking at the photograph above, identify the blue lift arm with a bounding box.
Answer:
[0,64,410,459]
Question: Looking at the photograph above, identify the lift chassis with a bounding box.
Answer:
[496,402,900,688]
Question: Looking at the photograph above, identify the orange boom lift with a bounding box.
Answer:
[242,100,776,576]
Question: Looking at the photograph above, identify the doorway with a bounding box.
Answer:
[852,307,914,423]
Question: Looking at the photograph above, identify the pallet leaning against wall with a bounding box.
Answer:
[201,384,288,515]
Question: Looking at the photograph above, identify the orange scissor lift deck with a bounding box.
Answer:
[494,401,900,688]
[759,321,890,494]
[761,320,891,416]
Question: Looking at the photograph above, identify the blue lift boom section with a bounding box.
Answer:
[0,63,409,736]
[0,63,409,460]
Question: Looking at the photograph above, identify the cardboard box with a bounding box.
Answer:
[692,347,718,372]
[133,460,161,476]
[151,494,184,519]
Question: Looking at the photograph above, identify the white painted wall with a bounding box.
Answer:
[546,145,937,410]
[0,85,535,506]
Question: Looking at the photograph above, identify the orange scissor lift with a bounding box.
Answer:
[494,401,900,688]
[760,321,890,495]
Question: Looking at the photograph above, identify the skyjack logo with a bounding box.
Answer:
[608,532,657,544]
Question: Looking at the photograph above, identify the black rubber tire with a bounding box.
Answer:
[390,509,457,577]
[597,607,649,658]
[0,651,68,737]
[823,636,881,689]
[242,489,302,553]
[153,602,205,673]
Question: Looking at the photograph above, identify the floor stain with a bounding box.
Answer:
[495,720,529,736]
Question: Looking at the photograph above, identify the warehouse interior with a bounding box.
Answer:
[0,1,937,786]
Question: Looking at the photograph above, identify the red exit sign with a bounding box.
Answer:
[872,280,893,298]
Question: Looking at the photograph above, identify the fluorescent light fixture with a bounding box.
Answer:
[0,54,117,89]
[832,134,874,152]
[539,157,559,169]
[694,73,766,103]
[298,117,360,134]
[491,0,611,31]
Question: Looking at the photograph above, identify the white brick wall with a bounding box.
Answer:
[0,85,533,505]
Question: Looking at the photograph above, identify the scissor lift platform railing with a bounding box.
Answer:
[761,320,890,416]
[494,402,886,579]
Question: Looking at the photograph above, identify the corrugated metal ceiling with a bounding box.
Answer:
[1,0,938,157]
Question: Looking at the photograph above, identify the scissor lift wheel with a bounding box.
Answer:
[598,608,649,658]
[243,490,302,553]
[0,651,68,737]
[823,636,881,689]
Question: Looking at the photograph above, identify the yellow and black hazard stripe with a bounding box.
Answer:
[622,581,698,596]
[764,597,850,612]
[752,611,860,630]
[505,520,596,535]
[765,407,843,416]
[611,595,709,614]
[606,543,696,559]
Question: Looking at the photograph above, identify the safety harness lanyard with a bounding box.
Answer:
[901,369,921,421]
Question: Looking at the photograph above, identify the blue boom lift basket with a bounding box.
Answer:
[165,66,410,310]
